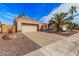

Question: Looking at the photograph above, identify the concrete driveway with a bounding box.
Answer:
[23,32,66,47]
[24,32,79,56]
[23,32,66,56]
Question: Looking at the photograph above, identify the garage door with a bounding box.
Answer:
[22,25,37,32]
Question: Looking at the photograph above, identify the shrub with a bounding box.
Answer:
[8,28,14,34]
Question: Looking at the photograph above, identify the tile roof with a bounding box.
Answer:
[15,17,46,25]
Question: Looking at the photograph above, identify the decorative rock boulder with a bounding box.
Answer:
[2,33,11,40]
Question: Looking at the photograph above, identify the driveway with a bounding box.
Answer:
[25,32,79,56]
[23,32,66,56]
[23,32,66,47]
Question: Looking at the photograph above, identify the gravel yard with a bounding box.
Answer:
[0,33,41,56]
[43,30,79,37]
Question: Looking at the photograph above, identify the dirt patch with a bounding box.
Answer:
[0,33,41,56]
[54,31,78,37]
[42,30,79,37]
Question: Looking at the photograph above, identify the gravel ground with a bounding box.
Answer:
[43,30,79,37]
[0,33,41,56]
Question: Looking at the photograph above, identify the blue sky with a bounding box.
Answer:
[0,3,61,25]
[0,3,79,25]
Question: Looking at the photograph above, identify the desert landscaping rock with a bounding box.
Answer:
[0,33,41,56]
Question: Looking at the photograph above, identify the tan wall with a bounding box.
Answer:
[2,24,8,33]
[17,21,22,31]
[1,24,14,33]
[14,18,47,32]
[38,24,42,31]
[16,21,41,32]
[0,27,1,33]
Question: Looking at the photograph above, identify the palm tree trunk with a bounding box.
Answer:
[70,14,73,31]
[56,24,61,32]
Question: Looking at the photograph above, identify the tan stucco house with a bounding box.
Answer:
[14,17,47,32]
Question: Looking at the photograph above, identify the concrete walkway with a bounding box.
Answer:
[23,32,66,47]
[25,32,79,56]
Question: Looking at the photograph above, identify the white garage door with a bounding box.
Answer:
[22,25,37,32]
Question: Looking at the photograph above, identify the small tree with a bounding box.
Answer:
[17,12,26,18]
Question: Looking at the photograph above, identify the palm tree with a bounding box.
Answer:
[69,6,77,21]
[68,6,77,31]
[48,12,69,32]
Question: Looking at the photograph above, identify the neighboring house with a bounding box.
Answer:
[61,24,68,31]
[61,20,70,31]
[14,17,47,32]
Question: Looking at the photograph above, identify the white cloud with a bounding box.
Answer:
[5,12,17,17]
[3,14,14,19]
[0,12,17,25]
[40,3,79,23]
[3,12,17,19]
